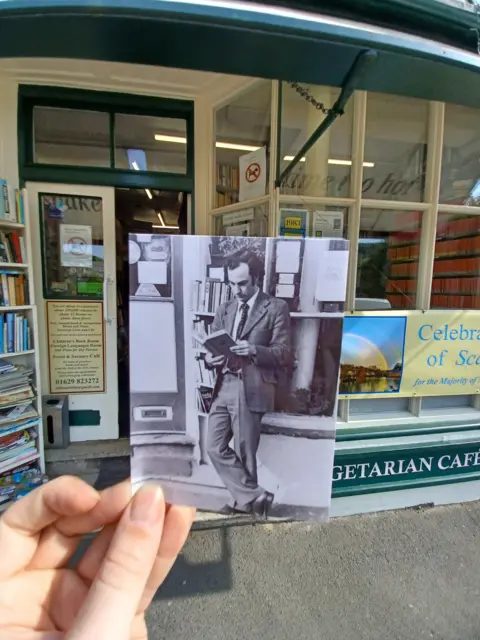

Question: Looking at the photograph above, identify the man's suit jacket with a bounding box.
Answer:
[210,291,291,413]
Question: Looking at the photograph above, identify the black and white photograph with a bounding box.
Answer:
[129,234,348,521]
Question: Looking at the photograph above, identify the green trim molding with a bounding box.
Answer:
[2,2,480,109]
[332,438,480,497]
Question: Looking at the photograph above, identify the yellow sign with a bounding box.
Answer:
[284,216,302,229]
[47,301,105,394]
[339,310,480,399]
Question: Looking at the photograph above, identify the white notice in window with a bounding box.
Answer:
[60,224,93,268]
[275,240,301,273]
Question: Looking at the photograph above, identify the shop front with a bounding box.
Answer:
[1,0,480,515]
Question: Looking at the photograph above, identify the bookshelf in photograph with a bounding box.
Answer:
[191,275,234,415]
[0,186,45,513]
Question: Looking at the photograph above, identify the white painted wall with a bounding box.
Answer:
[0,74,19,186]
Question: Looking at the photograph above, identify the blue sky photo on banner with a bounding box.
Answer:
[339,310,480,398]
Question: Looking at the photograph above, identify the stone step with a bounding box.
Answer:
[132,443,195,460]
[134,455,195,479]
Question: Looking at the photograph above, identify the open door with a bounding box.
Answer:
[27,183,118,441]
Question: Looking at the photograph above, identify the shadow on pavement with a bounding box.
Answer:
[155,528,233,599]
[69,527,233,600]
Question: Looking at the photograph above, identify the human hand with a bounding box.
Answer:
[230,340,256,357]
[0,476,195,640]
[205,353,226,367]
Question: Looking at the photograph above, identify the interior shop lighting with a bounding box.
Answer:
[131,161,154,200]
[155,133,258,152]
[154,134,375,167]
[153,211,179,231]
[283,156,375,167]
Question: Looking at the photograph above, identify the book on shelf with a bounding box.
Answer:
[0,180,25,224]
[0,230,26,264]
[192,316,214,348]
[193,329,236,358]
[191,279,232,314]
[216,164,239,190]
[215,191,237,208]
[0,460,46,510]
[195,355,216,388]
[0,428,37,463]
[196,387,213,414]
[0,270,28,306]
[0,362,34,412]
[0,312,32,354]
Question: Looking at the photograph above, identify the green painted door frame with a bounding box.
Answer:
[18,84,196,230]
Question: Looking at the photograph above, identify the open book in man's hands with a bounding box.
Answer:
[194,329,237,358]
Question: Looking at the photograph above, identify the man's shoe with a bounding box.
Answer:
[251,491,274,519]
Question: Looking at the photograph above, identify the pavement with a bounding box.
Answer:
[143,500,480,640]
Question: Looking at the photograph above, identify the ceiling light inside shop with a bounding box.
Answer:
[215,141,260,151]
[154,134,375,167]
[154,134,258,152]
[154,211,179,231]
[131,161,154,200]
[283,156,375,167]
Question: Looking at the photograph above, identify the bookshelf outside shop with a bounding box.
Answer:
[1,0,480,515]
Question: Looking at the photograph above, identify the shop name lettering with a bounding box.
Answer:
[283,172,422,197]
[61,197,101,212]
[333,450,480,481]
[413,323,480,389]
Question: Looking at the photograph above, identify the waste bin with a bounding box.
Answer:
[42,395,69,449]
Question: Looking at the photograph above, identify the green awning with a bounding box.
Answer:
[1,0,480,107]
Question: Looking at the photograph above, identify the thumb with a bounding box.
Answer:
[67,484,166,640]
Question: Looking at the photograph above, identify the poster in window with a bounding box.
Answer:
[47,301,105,394]
[59,223,93,268]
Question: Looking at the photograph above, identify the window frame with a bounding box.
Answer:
[209,80,480,428]
[18,85,195,193]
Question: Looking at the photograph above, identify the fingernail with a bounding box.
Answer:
[130,484,164,524]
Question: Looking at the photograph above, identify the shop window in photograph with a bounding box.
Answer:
[440,103,480,205]
[115,114,187,174]
[356,208,422,310]
[279,83,353,198]
[39,192,105,299]
[215,81,271,208]
[364,93,429,202]
[33,107,110,168]
[430,213,480,310]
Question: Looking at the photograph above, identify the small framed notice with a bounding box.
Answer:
[47,301,105,394]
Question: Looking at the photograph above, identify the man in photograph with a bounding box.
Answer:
[206,249,291,518]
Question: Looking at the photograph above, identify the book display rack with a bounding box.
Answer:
[0,186,46,512]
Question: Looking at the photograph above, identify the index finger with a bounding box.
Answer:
[0,476,99,579]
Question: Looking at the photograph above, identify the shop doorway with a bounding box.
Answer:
[27,182,119,442]
[114,188,186,438]
[27,183,188,442]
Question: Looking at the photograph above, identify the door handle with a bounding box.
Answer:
[103,275,114,325]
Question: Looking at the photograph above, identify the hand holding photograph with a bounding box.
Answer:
[129,234,349,522]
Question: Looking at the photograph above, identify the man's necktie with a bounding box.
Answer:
[236,302,249,340]
[226,303,250,373]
